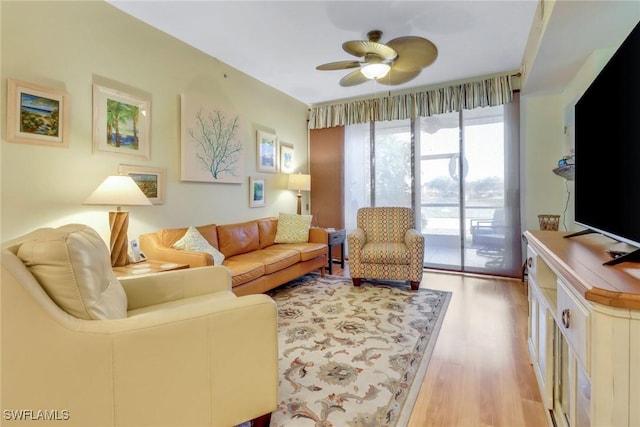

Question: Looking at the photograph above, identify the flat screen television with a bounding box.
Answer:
[571,20,640,265]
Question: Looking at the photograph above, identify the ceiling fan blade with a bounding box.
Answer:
[342,40,397,61]
[316,60,362,71]
[386,36,438,72]
[378,69,422,86]
[339,69,370,87]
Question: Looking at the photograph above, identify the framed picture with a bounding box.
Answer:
[256,130,277,173]
[280,143,294,173]
[249,177,265,207]
[6,78,69,148]
[93,84,151,160]
[118,164,166,204]
[180,94,245,183]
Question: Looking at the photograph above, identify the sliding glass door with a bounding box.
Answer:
[344,99,521,277]
[420,106,515,275]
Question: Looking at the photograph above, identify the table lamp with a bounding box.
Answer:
[84,174,152,267]
[287,173,311,215]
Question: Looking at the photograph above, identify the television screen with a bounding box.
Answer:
[574,20,640,262]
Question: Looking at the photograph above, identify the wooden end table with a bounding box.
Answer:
[326,229,346,274]
[113,259,189,279]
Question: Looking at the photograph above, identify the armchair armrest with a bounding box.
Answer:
[404,229,425,255]
[120,266,232,311]
[140,232,214,267]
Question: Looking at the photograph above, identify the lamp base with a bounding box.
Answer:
[296,193,302,215]
[109,211,129,267]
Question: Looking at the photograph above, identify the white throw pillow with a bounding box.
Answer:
[274,213,313,243]
[173,226,225,265]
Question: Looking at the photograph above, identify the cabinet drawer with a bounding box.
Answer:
[557,279,590,372]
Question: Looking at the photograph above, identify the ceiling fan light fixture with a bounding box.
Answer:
[361,63,391,79]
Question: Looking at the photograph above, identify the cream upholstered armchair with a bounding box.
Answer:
[347,207,425,290]
[1,224,278,427]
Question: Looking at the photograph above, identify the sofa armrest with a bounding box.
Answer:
[139,232,213,267]
[120,266,232,310]
[308,227,328,244]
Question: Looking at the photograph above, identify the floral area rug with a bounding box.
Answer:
[266,274,451,427]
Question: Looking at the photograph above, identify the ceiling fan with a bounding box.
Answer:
[316,30,438,87]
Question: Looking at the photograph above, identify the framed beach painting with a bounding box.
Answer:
[118,164,166,204]
[180,94,245,183]
[256,130,277,173]
[280,143,294,173]
[93,84,151,160]
[6,79,69,148]
[249,177,265,207]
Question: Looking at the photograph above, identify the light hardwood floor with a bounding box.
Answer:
[331,263,549,427]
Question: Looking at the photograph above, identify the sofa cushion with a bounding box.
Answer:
[217,221,260,258]
[257,217,278,248]
[228,248,300,275]
[16,224,127,320]
[173,226,225,266]
[272,242,327,262]
[361,242,410,264]
[274,213,312,243]
[222,259,265,287]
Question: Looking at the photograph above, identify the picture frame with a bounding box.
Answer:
[6,78,70,148]
[280,143,294,174]
[93,84,151,160]
[249,177,265,207]
[256,130,277,173]
[180,94,245,183]
[118,164,166,204]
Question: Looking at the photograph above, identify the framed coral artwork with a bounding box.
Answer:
[180,94,245,183]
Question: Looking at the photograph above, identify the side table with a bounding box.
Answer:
[326,228,346,274]
[113,259,189,279]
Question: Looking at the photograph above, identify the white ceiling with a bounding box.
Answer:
[107,1,640,106]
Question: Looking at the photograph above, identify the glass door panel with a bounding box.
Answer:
[374,120,412,207]
[463,106,506,273]
[420,112,462,270]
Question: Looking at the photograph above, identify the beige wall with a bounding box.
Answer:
[1,1,310,244]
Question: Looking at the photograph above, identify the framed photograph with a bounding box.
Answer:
[180,94,245,183]
[6,78,69,148]
[256,130,277,173]
[118,164,166,204]
[249,177,265,207]
[280,143,294,173]
[93,84,151,160]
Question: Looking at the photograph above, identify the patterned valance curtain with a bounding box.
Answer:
[308,74,514,129]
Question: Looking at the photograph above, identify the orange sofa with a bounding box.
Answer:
[140,217,328,295]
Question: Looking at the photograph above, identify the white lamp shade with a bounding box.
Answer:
[84,175,152,208]
[287,173,311,192]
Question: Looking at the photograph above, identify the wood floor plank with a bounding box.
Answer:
[331,265,548,426]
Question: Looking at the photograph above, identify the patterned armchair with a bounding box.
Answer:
[347,207,425,290]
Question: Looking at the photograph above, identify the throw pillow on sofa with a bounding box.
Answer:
[173,226,225,265]
[274,213,313,243]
